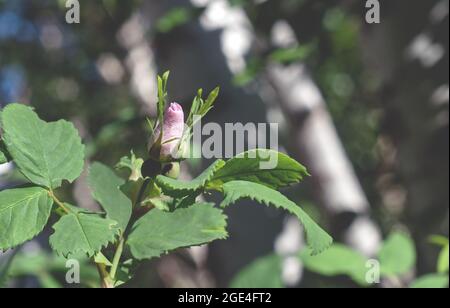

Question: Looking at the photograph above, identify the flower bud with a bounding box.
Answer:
[149,102,185,162]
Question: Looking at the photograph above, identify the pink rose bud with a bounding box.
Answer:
[150,102,185,161]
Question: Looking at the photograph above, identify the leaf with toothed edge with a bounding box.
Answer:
[127,203,228,260]
[156,159,225,198]
[219,181,332,255]
[207,149,309,190]
[88,162,132,232]
[0,187,53,251]
[1,104,85,189]
[49,213,120,258]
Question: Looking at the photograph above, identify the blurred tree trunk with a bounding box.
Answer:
[245,0,382,255]
[264,63,381,255]
[358,0,449,272]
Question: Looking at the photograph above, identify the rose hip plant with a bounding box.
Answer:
[0,73,332,288]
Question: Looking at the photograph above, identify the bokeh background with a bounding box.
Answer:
[0,0,448,288]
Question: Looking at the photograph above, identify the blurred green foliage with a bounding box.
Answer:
[231,232,448,288]
[1,0,448,288]
[2,251,99,288]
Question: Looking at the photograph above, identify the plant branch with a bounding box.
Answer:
[135,178,151,209]
[109,179,151,284]
[96,262,113,289]
[48,190,70,214]
[109,237,124,280]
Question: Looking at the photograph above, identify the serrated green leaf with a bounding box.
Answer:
[437,244,449,274]
[208,149,308,190]
[299,244,369,286]
[88,162,132,231]
[0,187,53,251]
[49,213,120,258]
[1,104,85,189]
[378,232,416,276]
[127,203,228,260]
[156,159,226,198]
[230,254,283,288]
[410,274,449,288]
[220,181,332,255]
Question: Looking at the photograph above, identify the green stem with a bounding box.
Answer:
[48,190,70,214]
[96,262,113,289]
[124,179,151,238]
[109,237,124,280]
[134,178,151,208]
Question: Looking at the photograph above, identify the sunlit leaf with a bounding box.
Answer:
[127,203,228,260]
[208,149,308,190]
[220,181,332,255]
[1,104,85,189]
[50,213,120,258]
